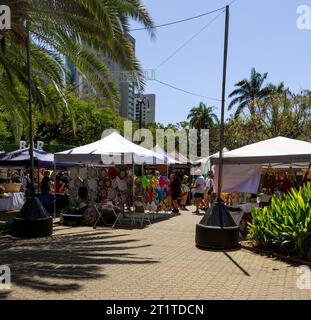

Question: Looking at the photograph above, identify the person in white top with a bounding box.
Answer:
[192,172,206,214]
[204,171,214,209]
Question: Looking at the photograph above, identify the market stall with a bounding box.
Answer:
[210,137,311,235]
[55,132,171,227]
[0,148,82,212]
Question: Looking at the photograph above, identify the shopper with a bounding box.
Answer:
[180,175,190,210]
[170,173,182,214]
[40,170,52,195]
[55,174,65,194]
[192,172,206,214]
[204,171,214,209]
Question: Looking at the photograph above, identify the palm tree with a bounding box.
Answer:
[187,103,219,157]
[228,68,273,119]
[187,102,219,129]
[0,0,155,141]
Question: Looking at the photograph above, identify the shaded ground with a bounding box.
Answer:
[0,207,310,300]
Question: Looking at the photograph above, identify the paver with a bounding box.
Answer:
[0,207,310,300]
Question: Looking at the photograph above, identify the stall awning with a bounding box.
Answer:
[54,132,166,165]
[211,137,311,165]
[0,148,82,168]
[168,151,192,165]
[152,145,182,164]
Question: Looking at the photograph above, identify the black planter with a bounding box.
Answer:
[12,197,53,238]
[195,201,240,249]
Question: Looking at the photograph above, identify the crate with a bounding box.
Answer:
[62,214,83,226]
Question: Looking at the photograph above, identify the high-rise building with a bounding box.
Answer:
[135,94,156,125]
[65,34,137,120]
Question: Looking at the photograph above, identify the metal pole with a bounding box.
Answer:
[139,100,142,131]
[26,21,35,198]
[54,162,57,219]
[217,5,230,201]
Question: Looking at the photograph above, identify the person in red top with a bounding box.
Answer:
[279,177,292,194]
[55,174,65,194]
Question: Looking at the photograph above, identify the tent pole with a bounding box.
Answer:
[26,21,35,198]
[53,161,56,219]
[217,5,230,201]
[37,161,40,195]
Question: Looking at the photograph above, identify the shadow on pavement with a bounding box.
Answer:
[0,230,158,295]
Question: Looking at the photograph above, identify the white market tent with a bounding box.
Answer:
[194,148,229,165]
[152,145,182,164]
[54,132,166,165]
[210,137,311,165]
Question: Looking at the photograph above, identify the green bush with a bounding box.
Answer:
[248,183,311,260]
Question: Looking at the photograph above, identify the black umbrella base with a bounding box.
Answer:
[12,217,53,238]
[11,197,53,238]
[195,224,240,249]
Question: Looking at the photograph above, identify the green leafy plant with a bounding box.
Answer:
[248,183,311,260]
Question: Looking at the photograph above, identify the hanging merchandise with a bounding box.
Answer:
[150,176,159,188]
[267,165,274,174]
[104,178,112,188]
[88,179,98,190]
[99,168,107,178]
[107,187,117,201]
[158,197,169,212]
[116,176,128,192]
[142,176,149,189]
[119,169,127,180]
[159,176,166,188]
[70,168,79,179]
[155,188,164,204]
[88,167,98,179]
[108,167,118,180]
[146,186,155,203]
[287,166,296,184]
[79,167,88,180]
[98,179,105,188]
[98,188,107,200]
[262,171,276,190]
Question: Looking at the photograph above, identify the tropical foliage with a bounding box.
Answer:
[187,102,219,129]
[248,184,311,260]
[0,0,154,138]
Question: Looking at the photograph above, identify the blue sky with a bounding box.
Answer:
[129,0,311,125]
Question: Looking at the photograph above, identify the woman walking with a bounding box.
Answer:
[180,175,190,210]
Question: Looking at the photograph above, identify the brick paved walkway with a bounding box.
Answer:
[0,208,310,300]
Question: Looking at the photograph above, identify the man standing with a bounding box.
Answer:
[204,171,214,209]
[192,172,206,214]
[170,172,182,214]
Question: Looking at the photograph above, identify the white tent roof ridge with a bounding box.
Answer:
[55,131,167,164]
[211,136,311,165]
[153,144,182,164]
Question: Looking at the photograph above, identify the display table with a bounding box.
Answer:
[0,192,25,212]
[229,202,259,236]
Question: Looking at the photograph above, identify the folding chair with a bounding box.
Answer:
[93,202,123,229]
[93,203,109,229]
[134,210,152,227]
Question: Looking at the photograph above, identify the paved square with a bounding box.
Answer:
[0,208,310,300]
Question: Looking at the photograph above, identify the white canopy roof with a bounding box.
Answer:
[211,137,311,165]
[152,145,182,164]
[194,148,229,165]
[55,132,166,165]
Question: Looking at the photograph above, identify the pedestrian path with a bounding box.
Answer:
[0,207,310,300]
